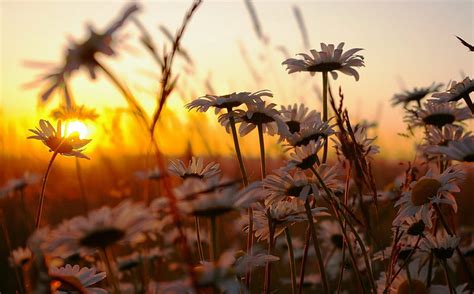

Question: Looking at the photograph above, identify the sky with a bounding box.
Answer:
[0,0,473,159]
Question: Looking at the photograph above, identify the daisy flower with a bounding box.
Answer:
[404,101,472,129]
[431,135,474,162]
[175,178,262,217]
[49,264,106,294]
[280,103,320,134]
[28,119,91,159]
[30,4,139,103]
[286,140,325,170]
[186,90,273,114]
[9,247,33,267]
[282,42,365,80]
[376,261,428,294]
[431,77,474,113]
[218,101,289,137]
[251,200,328,241]
[262,169,318,203]
[283,114,335,148]
[420,124,470,158]
[48,200,156,257]
[393,166,465,227]
[421,230,460,260]
[391,83,443,107]
[168,156,221,180]
[0,172,39,197]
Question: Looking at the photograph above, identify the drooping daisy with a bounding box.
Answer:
[28,119,91,159]
[280,103,320,134]
[404,101,472,129]
[431,135,474,162]
[262,169,319,203]
[9,247,33,267]
[218,101,289,137]
[48,200,156,257]
[49,264,106,294]
[391,83,443,107]
[282,42,365,80]
[283,115,335,148]
[168,156,221,180]
[393,166,465,227]
[186,90,273,114]
[431,77,474,113]
[286,139,325,170]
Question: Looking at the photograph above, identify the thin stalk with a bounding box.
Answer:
[304,199,330,294]
[263,215,275,294]
[426,253,434,287]
[285,227,297,294]
[35,151,59,229]
[336,240,346,294]
[1,217,25,294]
[463,94,474,114]
[101,247,120,294]
[210,216,218,261]
[322,71,329,163]
[194,216,205,262]
[442,259,455,294]
[257,123,266,179]
[310,165,376,293]
[406,265,414,294]
[298,226,311,294]
[75,157,88,213]
[387,236,422,289]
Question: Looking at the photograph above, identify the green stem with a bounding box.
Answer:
[263,214,275,294]
[304,199,330,294]
[35,151,59,229]
[442,259,455,294]
[426,253,433,287]
[194,216,204,262]
[75,157,88,213]
[463,94,474,114]
[257,123,266,179]
[298,226,311,294]
[102,247,120,294]
[285,227,297,294]
[322,71,329,163]
[210,216,218,261]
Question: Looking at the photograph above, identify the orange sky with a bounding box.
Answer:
[1,0,473,159]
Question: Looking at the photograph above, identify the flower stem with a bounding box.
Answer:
[463,94,474,114]
[263,213,275,294]
[304,198,330,294]
[285,227,297,294]
[322,71,329,163]
[101,247,120,294]
[209,215,218,261]
[194,216,204,262]
[257,123,266,179]
[35,151,59,229]
[442,259,455,294]
[75,157,88,213]
[298,226,311,294]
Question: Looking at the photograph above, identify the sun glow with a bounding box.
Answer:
[64,120,89,139]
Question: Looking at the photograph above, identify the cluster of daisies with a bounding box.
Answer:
[3,4,473,291]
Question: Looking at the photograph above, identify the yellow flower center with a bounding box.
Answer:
[411,178,441,206]
[397,279,428,294]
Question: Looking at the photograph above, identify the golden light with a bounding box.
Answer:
[64,120,89,139]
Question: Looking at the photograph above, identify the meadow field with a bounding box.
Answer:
[1,1,473,293]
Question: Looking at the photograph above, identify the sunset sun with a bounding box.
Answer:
[64,120,89,139]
